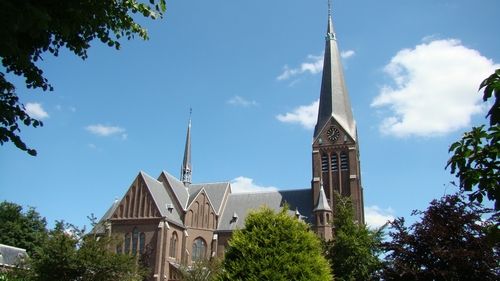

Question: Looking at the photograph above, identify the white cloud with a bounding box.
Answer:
[227,96,258,107]
[365,205,395,229]
[231,176,278,193]
[277,55,323,81]
[371,39,498,137]
[25,103,49,119]
[341,50,355,59]
[85,124,126,139]
[276,99,319,129]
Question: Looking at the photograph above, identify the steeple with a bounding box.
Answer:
[181,110,192,186]
[313,1,356,141]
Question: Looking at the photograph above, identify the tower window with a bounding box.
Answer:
[340,152,348,171]
[331,154,338,171]
[321,154,329,172]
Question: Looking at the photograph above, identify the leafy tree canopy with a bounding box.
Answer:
[220,206,332,281]
[179,258,221,281]
[324,194,383,281]
[6,221,146,281]
[0,201,47,255]
[447,69,500,210]
[0,0,167,156]
[381,193,499,281]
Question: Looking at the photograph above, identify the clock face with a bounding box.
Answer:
[327,126,340,142]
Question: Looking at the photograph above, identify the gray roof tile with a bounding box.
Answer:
[217,189,312,231]
[141,172,184,226]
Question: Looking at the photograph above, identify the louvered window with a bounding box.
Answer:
[340,152,348,171]
[321,154,329,172]
[331,154,338,171]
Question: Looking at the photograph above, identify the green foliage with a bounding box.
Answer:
[480,69,500,125]
[381,193,499,280]
[0,201,47,255]
[447,124,500,209]
[179,258,222,281]
[447,69,500,210]
[7,222,146,281]
[220,206,332,281]
[0,0,167,155]
[324,194,383,281]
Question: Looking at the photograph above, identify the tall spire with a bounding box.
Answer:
[313,1,356,140]
[181,109,192,186]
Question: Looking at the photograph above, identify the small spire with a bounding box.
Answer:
[314,179,332,212]
[181,109,192,186]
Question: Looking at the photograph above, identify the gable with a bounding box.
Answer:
[313,117,356,147]
[185,189,217,229]
[111,174,162,220]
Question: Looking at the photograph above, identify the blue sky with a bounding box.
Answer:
[1,0,499,229]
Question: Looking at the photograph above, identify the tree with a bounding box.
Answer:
[6,221,146,281]
[179,258,221,281]
[447,69,500,210]
[0,0,167,156]
[220,206,332,281]
[324,194,383,281]
[0,201,48,255]
[380,193,499,281]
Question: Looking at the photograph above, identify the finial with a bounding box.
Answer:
[328,0,332,18]
[188,107,192,126]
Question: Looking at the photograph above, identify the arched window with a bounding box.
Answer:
[192,237,206,262]
[139,232,146,254]
[124,233,131,254]
[169,232,178,258]
[132,227,139,255]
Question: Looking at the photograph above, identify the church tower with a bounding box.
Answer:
[311,3,364,233]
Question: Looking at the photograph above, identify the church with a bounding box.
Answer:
[95,6,364,281]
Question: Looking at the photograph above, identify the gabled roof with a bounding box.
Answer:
[141,172,184,226]
[91,199,120,234]
[217,189,312,231]
[161,171,189,209]
[0,244,27,267]
[314,11,356,141]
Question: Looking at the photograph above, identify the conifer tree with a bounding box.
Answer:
[220,206,332,281]
[324,194,383,281]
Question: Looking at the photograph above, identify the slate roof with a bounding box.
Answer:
[217,189,312,231]
[141,172,184,226]
[0,244,27,267]
[92,199,120,234]
[161,171,189,209]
